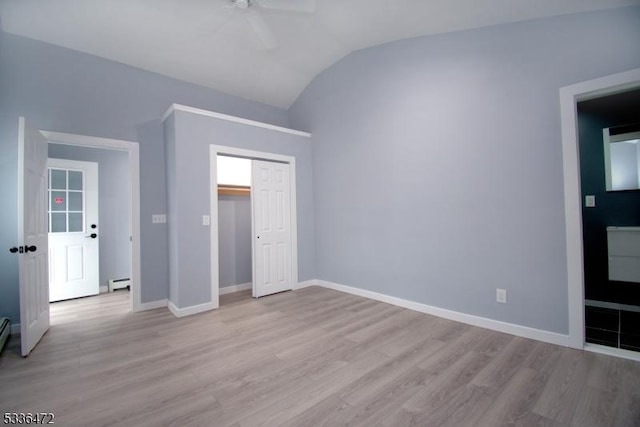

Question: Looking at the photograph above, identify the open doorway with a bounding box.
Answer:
[47,145,132,306]
[577,91,640,354]
[210,145,299,308]
[217,155,252,306]
[41,131,142,313]
[560,67,640,360]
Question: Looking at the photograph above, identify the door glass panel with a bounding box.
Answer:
[50,169,66,190]
[68,213,83,232]
[48,166,86,234]
[68,171,83,191]
[51,191,66,211]
[68,192,82,211]
[51,213,66,233]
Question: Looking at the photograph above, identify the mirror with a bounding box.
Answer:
[604,124,640,191]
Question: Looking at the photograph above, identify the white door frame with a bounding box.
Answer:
[560,68,640,349]
[209,145,299,307]
[40,130,143,312]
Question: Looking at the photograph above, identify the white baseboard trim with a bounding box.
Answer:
[138,299,168,311]
[585,343,640,362]
[295,279,318,290]
[219,283,252,295]
[168,300,217,318]
[315,280,570,347]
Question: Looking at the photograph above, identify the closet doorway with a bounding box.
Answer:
[210,146,298,306]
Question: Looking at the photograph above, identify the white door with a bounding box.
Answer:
[17,118,50,357]
[47,158,99,302]
[251,160,292,297]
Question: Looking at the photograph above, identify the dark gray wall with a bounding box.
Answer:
[0,32,289,322]
[218,194,252,288]
[48,143,131,290]
[289,7,640,335]
[165,110,314,308]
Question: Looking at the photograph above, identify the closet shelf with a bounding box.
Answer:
[218,185,250,196]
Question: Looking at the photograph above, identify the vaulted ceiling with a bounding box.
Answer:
[1,0,638,109]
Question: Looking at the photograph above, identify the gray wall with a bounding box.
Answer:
[165,110,314,308]
[0,31,289,322]
[218,195,252,288]
[289,7,640,335]
[48,143,131,290]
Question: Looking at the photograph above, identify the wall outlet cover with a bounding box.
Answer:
[496,288,507,304]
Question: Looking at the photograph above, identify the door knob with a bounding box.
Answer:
[24,245,37,253]
[9,247,19,253]
[86,233,97,239]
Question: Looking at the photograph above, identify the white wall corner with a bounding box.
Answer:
[168,300,217,318]
[315,280,570,348]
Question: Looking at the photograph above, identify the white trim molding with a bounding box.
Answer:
[219,283,252,295]
[168,300,217,318]
[162,104,311,138]
[585,343,640,362]
[560,68,640,349]
[315,280,570,347]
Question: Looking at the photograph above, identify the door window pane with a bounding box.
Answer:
[51,213,66,233]
[68,171,83,191]
[68,192,82,211]
[51,191,66,211]
[68,213,83,232]
[50,169,66,190]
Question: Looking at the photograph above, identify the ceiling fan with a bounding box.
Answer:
[222,0,316,50]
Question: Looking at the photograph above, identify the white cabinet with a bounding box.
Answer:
[607,226,640,283]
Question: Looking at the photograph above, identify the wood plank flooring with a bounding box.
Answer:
[1,286,639,427]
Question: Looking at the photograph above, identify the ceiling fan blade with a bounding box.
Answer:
[246,11,278,50]
[258,0,316,13]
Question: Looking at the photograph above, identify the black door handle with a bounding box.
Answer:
[25,245,37,253]
[86,233,97,239]
[9,247,19,253]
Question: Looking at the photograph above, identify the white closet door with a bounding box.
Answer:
[252,160,292,298]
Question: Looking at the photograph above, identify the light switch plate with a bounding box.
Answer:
[585,195,596,208]
[202,215,210,226]
[152,214,167,224]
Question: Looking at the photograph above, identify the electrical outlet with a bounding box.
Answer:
[496,288,507,304]
[585,195,596,208]
[152,214,167,224]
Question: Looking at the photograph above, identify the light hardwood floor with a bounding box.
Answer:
[1,286,639,427]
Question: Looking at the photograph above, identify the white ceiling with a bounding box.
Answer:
[1,0,638,109]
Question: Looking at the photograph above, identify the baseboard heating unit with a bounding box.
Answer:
[0,317,10,354]
[108,278,131,292]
